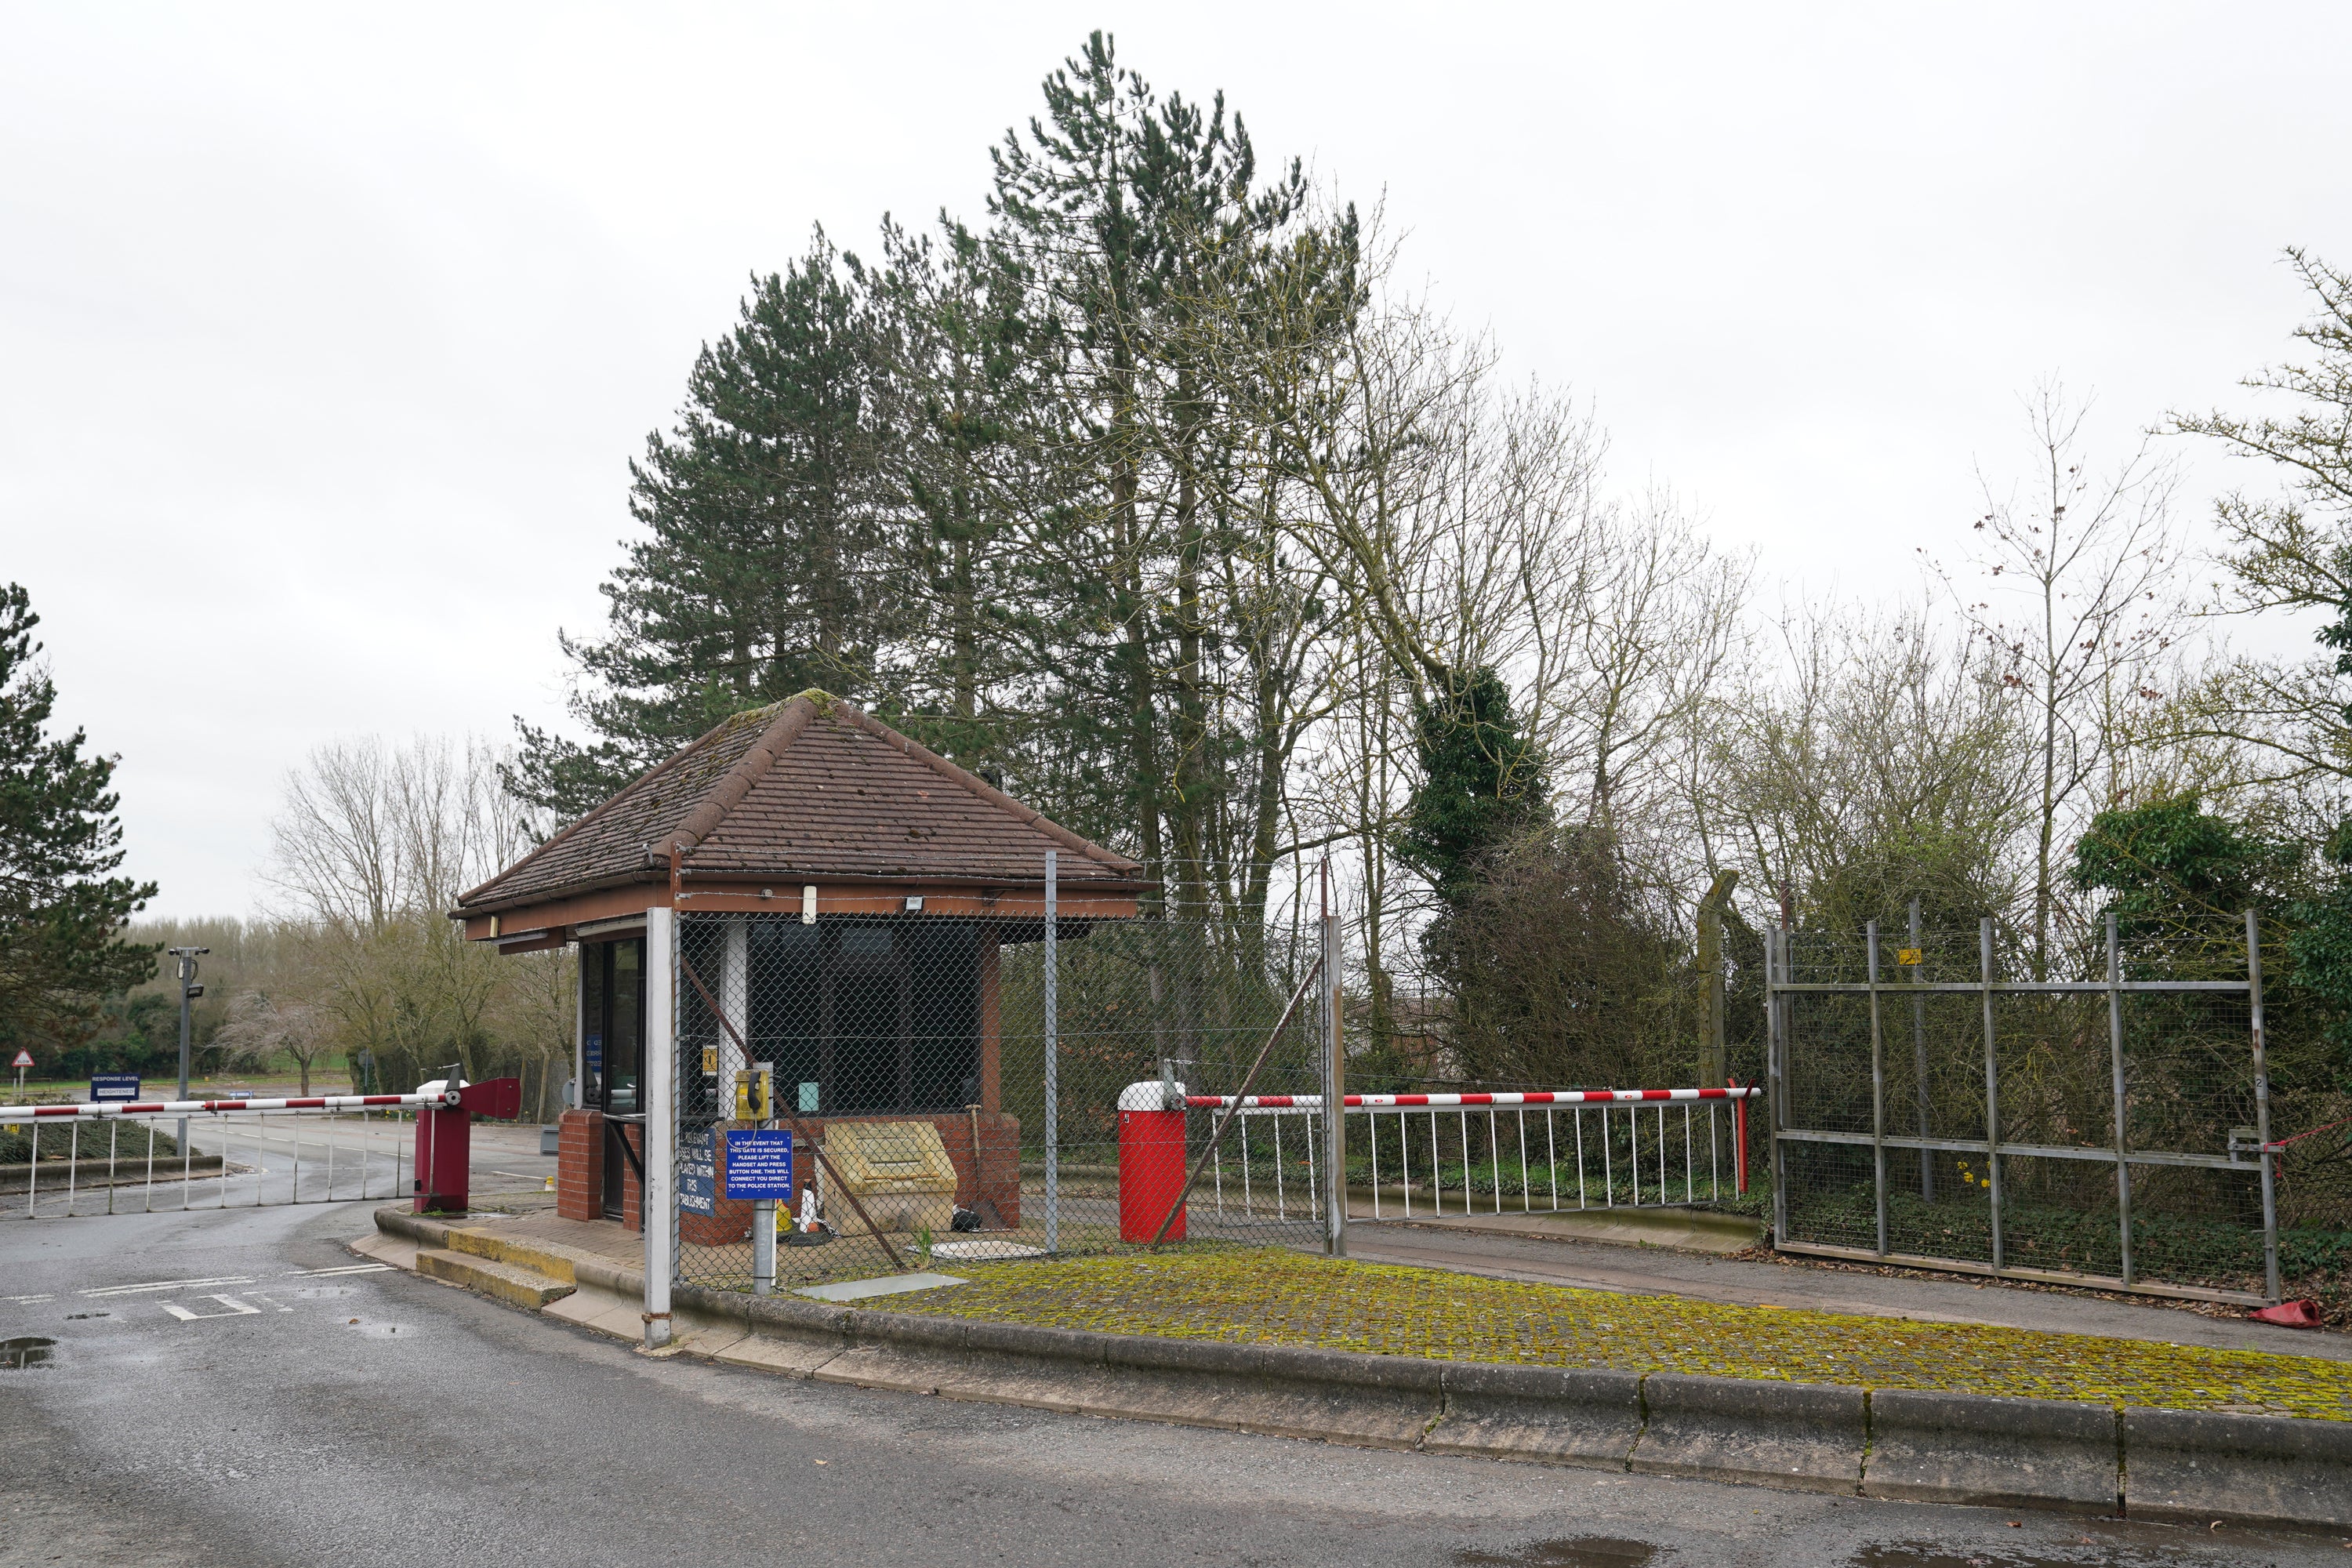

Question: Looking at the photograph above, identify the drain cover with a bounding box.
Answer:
[1,1336,56,1370]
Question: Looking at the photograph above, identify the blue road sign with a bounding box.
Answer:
[680,1127,716,1216]
[89,1073,140,1103]
[722,1130,794,1201]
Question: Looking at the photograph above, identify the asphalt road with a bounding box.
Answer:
[2,1203,2344,1568]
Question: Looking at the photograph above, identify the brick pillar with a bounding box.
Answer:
[619,1122,644,1233]
[978,930,1001,1114]
[935,1110,1021,1228]
[557,1109,603,1222]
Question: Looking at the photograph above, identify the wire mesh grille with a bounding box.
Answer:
[669,909,1327,1294]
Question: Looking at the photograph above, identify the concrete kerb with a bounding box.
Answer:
[359,1208,2352,1529]
[1427,1362,1645,1468]
[1864,1388,2119,1513]
[2124,1405,2352,1530]
[1631,1373,1867,1494]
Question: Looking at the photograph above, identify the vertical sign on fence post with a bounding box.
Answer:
[1322,862,1346,1258]
[1044,849,1058,1255]
[644,903,676,1350]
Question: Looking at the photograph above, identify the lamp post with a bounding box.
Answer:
[167,946,209,1152]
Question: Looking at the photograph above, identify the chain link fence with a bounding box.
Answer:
[1766,913,2311,1303]
[666,897,1330,1296]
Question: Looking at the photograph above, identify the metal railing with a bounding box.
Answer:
[0,1093,433,1219]
[1184,1088,1756,1222]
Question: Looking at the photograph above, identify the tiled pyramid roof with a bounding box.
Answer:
[455,693,1142,915]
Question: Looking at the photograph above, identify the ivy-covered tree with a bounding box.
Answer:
[2067,792,2302,946]
[1394,666,1548,913]
[0,583,156,1057]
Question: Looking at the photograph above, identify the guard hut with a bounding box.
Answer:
[450,691,1143,1236]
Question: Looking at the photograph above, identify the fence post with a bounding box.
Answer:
[1908,898,1933,1200]
[2248,908,2281,1304]
[1766,926,1788,1247]
[1867,921,1888,1258]
[1980,916,2005,1276]
[2107,912,2135,1287]
[1697,870,1737,1087]
[1044,850,1058,1255]
[644,904,676,1350]
[1323,896,1346,1258]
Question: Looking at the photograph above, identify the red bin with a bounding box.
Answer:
[1117,1080,1188,1243]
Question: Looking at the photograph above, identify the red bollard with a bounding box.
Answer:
[412,1076,521,1214]
[1118,1080,1188,1243]
[413,1101,470,1214]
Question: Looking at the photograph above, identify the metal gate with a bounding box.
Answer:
[1766,911,2280,1305]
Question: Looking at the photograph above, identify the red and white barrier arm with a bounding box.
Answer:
[1183,1087,1763,1110]
[0,1092,441,1124]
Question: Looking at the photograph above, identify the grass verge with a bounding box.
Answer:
[887,1246,2352,1420]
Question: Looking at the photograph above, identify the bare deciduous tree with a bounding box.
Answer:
[1933,385,2181,975]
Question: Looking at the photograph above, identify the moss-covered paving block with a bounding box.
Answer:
[887,1247,2352,1421]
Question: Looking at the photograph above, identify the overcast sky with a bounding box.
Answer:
[5,3,2349,918]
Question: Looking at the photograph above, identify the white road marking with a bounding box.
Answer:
[283,1264,388,1277]
[3,1294,55,1305]
[82,1276,256,1298]
[245,1291,296,1312]
[162,1294,261,1321]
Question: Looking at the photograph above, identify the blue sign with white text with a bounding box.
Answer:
[723,1130,795,1201]
[680,1127,715,1216]
[89,1073,140,1103]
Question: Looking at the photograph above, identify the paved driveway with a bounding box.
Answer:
[0,1203,2341,1567]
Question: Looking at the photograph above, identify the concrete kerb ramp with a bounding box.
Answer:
[1629,1374,1867,1494]
[1865,1388,2119,1513]
[361,1207,2352,1530]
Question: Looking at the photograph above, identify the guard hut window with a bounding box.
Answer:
[733,917,982,1116]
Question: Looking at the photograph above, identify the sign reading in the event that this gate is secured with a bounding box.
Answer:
[89,1073,140,1103]
[679,1127,716,1216]
[722,1129,794,1201]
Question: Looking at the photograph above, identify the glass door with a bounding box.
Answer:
[587,938,646,1219]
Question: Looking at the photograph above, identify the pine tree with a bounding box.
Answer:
[513,233,889,818]
[0,584,156,1055]
[989,31,1316,895]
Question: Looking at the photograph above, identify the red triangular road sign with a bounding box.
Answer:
[9,1051,31,1068]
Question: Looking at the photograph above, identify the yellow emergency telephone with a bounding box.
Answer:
[734,1065,773,1123]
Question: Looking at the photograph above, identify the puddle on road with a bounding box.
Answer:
[1455,1540,1654,1567]
[2,1335,56,1369]
[1849,1540,2239,1568]
[1854,1548,2084,1568]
